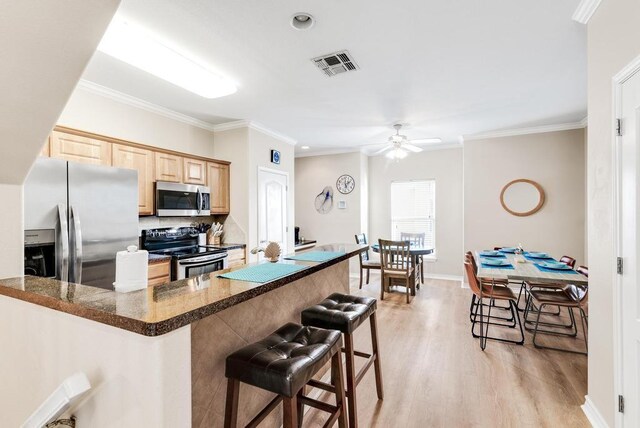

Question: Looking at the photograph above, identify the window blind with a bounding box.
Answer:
[390,180,436,248]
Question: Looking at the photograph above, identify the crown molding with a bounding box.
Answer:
[580,116,588,127]
[463,121,587,142]
[572,0,602,24]
[213,120,297,146]
[76,79,219,132]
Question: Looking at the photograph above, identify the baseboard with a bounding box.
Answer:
[581,395,609,428]
[424,273,463,282]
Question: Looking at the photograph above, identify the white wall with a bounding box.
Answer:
[368,148,464,277]
[464,129,586,267]
[295,152,368,273]
[58,87,216,158]
[0,295,191,427]
[0,0,120,279]
[247,128,295,258]
[587,0,640,424]
[213,126,295,258]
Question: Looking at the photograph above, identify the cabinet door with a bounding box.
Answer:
[155,152,183,183]
[50,131,111,165]
[112,144,155,215]
[207,162,230,214]
[183,157,207,185]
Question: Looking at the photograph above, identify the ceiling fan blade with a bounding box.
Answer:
[403,144,423,153]
[371,146,392,156]
[408,138,442,144]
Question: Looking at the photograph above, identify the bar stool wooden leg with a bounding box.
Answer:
[332,351,348,428]
[344,333,358,428]
[282,396,298,428]
[370,312,384,399]
[224,378,240,428]
[296,388,304,428]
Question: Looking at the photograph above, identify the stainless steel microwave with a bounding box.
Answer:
[156,182,211,217]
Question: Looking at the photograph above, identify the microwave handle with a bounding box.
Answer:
[197,188,201,214]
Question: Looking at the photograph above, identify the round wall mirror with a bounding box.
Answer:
[500,179,545,217]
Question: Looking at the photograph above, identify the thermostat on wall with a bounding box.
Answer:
[337,200,347,209]
[271,150,281,164]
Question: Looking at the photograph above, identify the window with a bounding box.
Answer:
[390,180,435,249]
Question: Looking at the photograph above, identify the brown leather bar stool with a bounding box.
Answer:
[301,293,383,428]
[224,323,347,428]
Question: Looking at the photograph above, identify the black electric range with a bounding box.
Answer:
[141,227,228,280]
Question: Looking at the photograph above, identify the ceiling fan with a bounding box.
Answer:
[371,124,441,159]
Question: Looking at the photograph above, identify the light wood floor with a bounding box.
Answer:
[303,272,589,428]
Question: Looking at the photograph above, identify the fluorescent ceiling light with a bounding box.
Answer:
[301,145,310,150]
[98,19,237,99]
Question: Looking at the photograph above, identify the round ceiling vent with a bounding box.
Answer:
[291,13,314,30]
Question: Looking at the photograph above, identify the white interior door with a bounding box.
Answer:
[620,67,640,427]
[258,168,288,258]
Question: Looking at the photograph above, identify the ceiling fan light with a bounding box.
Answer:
[386,147,408,160]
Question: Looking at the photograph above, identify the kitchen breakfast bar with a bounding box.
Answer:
[0,244,366,427]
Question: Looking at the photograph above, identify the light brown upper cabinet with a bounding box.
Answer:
[155,152,182,183]
[183,157,207,185]
[207,162,230,214]
[50,131,111,166]
[112,144,155,215]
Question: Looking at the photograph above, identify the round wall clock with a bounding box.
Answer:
[336,174,355,194]
[314,186,334,214]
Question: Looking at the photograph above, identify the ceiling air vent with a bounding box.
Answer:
[311,50,359,77]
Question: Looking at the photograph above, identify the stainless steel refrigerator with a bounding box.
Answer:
[24,157,139,290]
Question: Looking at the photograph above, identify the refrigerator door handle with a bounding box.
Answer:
[69,205,83,284]
[56,204,69,282]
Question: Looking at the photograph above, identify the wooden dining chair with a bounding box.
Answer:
[464,261,524,350]
[354,233,381,289]
[400,232,425,285]
[525,266,588,355]
[379,239,414,303]
[559,255,577,269]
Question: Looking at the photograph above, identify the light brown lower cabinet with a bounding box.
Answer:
[227,248,246,268]
[148,261,171,287]
[112,144,155,215]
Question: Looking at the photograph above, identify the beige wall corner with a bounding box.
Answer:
[464,129,586,267]
[368,148,464,277]
[587,0,640,424]
[295,152,368,273]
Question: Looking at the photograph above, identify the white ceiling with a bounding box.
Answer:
[80,0,587,154]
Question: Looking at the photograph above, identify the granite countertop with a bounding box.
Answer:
[148,254,172,264]
[0,244,366,337]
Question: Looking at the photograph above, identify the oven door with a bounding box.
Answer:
[156,182,211,217]
[175,253,228,280]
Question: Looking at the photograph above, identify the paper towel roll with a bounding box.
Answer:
[114,245,149,293]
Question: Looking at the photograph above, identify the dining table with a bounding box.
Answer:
[371,243,435,295]
[474,250,588,286]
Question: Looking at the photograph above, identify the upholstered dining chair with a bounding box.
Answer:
[525,266,589,355]
[400,232,425,285]
[379,239,414,303]
[464,261,524,351]
[465,252,513,324]
[354,233,381,289]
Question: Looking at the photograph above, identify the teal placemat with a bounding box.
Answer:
[534,264,579,275]
[284,251,346,262]
[218,263,307,283]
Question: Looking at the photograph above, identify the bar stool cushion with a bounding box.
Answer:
[225,323,342,398]
[301,293,377,334]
